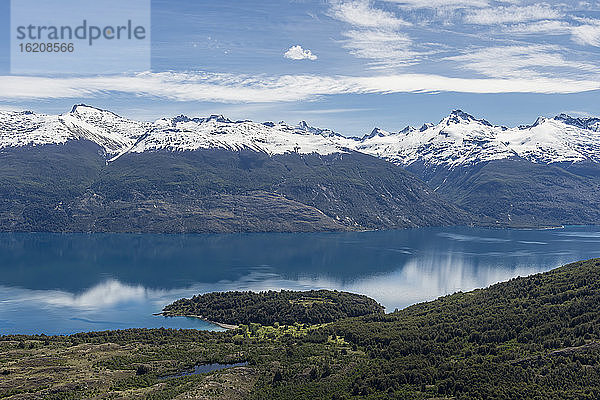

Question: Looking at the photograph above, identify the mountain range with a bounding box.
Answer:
[1,105,599,232]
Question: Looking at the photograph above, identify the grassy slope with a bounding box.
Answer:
[3,259,600,399]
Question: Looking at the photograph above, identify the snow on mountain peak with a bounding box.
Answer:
[131,114,351,155]
[363,127,392,140]
[296,120,344,138]
[442,110,493,127]
[1,106,599,167]
[0,106,357,157]
[355,110,600,168]
[554,114,600,132]
[0,109,75,149]
[70,104,109,115]
[297,120,311,130]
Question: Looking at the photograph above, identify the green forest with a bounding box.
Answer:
[2,258,600,399]
[162,289,385,325]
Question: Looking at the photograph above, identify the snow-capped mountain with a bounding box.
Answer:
[137,115,354,156]
[355,110,600,168]
[0,105,473,234]
[1,105,599,168]
[3,105,600,232]
[0,105,354,160]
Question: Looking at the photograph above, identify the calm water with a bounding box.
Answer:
[1,226,600,335]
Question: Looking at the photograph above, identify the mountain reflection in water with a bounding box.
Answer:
[1,226,599,335]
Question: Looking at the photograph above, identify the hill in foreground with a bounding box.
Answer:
[3,259,600,399]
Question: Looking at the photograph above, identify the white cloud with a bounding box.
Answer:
[329,0,417,68]
[445,45,600,79]
[571,18,600,46]
[507,18,600,47]
[465,4,562,25]
[341,29,418,68]
[330,0,411,28]
[284,45,318,61]
[385,0,489,9]
[0,71,599,105]
[507,19,572,35]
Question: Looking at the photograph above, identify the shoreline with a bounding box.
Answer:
[154,312,239,330]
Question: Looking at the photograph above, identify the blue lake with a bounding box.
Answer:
[1,226,600,335]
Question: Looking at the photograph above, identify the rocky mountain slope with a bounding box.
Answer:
[0,105,468,233]
[353,110,600,227]
[2,105,599,231]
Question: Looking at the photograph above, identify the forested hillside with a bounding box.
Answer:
[4,259,600,398]
[0,143,470,233]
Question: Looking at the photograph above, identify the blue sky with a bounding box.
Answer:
[0,0,599,136]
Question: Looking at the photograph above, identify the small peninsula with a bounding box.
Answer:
[161,289,385,326]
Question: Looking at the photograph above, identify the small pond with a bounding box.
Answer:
[161,362,249,379]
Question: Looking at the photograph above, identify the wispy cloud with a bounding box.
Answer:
[284,45,318,60]
[465,4,562,25]
[507,17,600,47]
[571,18,600,46]
[329,0,418,68]
[0,71,598,105]
[507,19,572,35]
[385,0,489,10]
[341,29,418,68]
[330,0,411,28]
[445,44,600,79]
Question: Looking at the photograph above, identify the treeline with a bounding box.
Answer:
[318,258,600,398]
[162,289,385,325]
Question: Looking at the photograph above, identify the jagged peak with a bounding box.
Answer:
[555,113,573,121]
[171,115,192,124]
[420,123,434,132]
[296,120,342,138]
[451,109,474,118]
[554,113,600,130]
[530,116,548,128]
[297,120,311,130]
[362,127,390,140]
[70,104,111,114]
[442,110,493,127]
[167,114,233,126]
[206,114,231,123]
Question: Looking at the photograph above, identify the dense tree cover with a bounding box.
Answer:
[324,258,600,398]
[0,143,470,234]
[162,289,385,325]
[409,159,600,227]
[5,259,600,399]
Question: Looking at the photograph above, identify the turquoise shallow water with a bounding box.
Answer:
[1,226,599,335]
